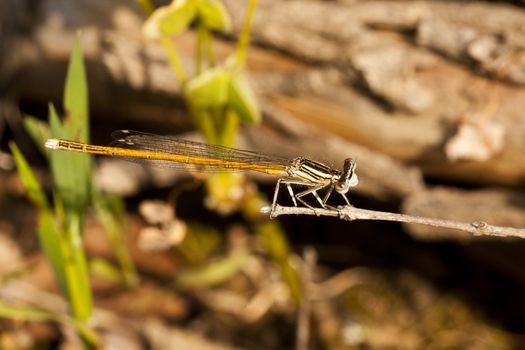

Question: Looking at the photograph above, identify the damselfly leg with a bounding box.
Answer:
[271,177,351,214]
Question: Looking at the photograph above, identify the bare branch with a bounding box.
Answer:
[269,205,525,239]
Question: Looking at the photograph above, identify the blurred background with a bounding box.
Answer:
[0,0,525,349]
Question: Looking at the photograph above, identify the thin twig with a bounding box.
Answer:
[269,205,525,239]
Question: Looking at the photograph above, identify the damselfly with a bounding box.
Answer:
[45,130,359,215]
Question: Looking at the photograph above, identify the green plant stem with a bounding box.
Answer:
[94,193,139,286]
[190,105,217,144]
[243,192,302,303]
[0,301,100,348]
[219,108,239,147]
[110,235,139,287]
[234,0,258,71]
[196,24,205,75]
[161,36,187,85]
[257,220,301,303]
[204,28,216,67]
[95,202,139,287]
[63,211,93,322]
[196,19,215,70]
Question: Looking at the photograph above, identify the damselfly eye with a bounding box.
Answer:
[335,182,347,193]
[335,173,358,193]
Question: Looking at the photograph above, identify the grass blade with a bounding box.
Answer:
[9,143,69,296]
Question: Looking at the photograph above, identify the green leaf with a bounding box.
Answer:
[137,0,155,16]
[9,143,49,210]
[143,0,197,39]
[46,36,92,211]
[38,207,69,299]
[174,252,249,289]
[58,35,92,210]
[23,115,51,154]
[9,142,69,295]
[64,34,89,143]
[64,211,93,321]
[10,143,92,320]
[48,104,91,210]
[95,193,126,226]
[228,73,260,123]
[93,192,139,287]
[177,222,221,264]
[197,0,232,32]
[0,301,100,347]
[258,221,301,302]
[0,301,56,322]
[48,103,64,138]
[89,257,122,284]
[185,67,230,108]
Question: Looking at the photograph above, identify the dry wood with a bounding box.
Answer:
[2,0,525,215]
[226,0,525,185]
[3,0,525,186]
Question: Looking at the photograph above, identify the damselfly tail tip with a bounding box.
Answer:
[260,206,272,214]
[45,139,60,149]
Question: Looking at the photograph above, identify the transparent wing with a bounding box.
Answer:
[109,130,290,174]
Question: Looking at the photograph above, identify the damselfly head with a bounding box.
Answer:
[335,158,358,194]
